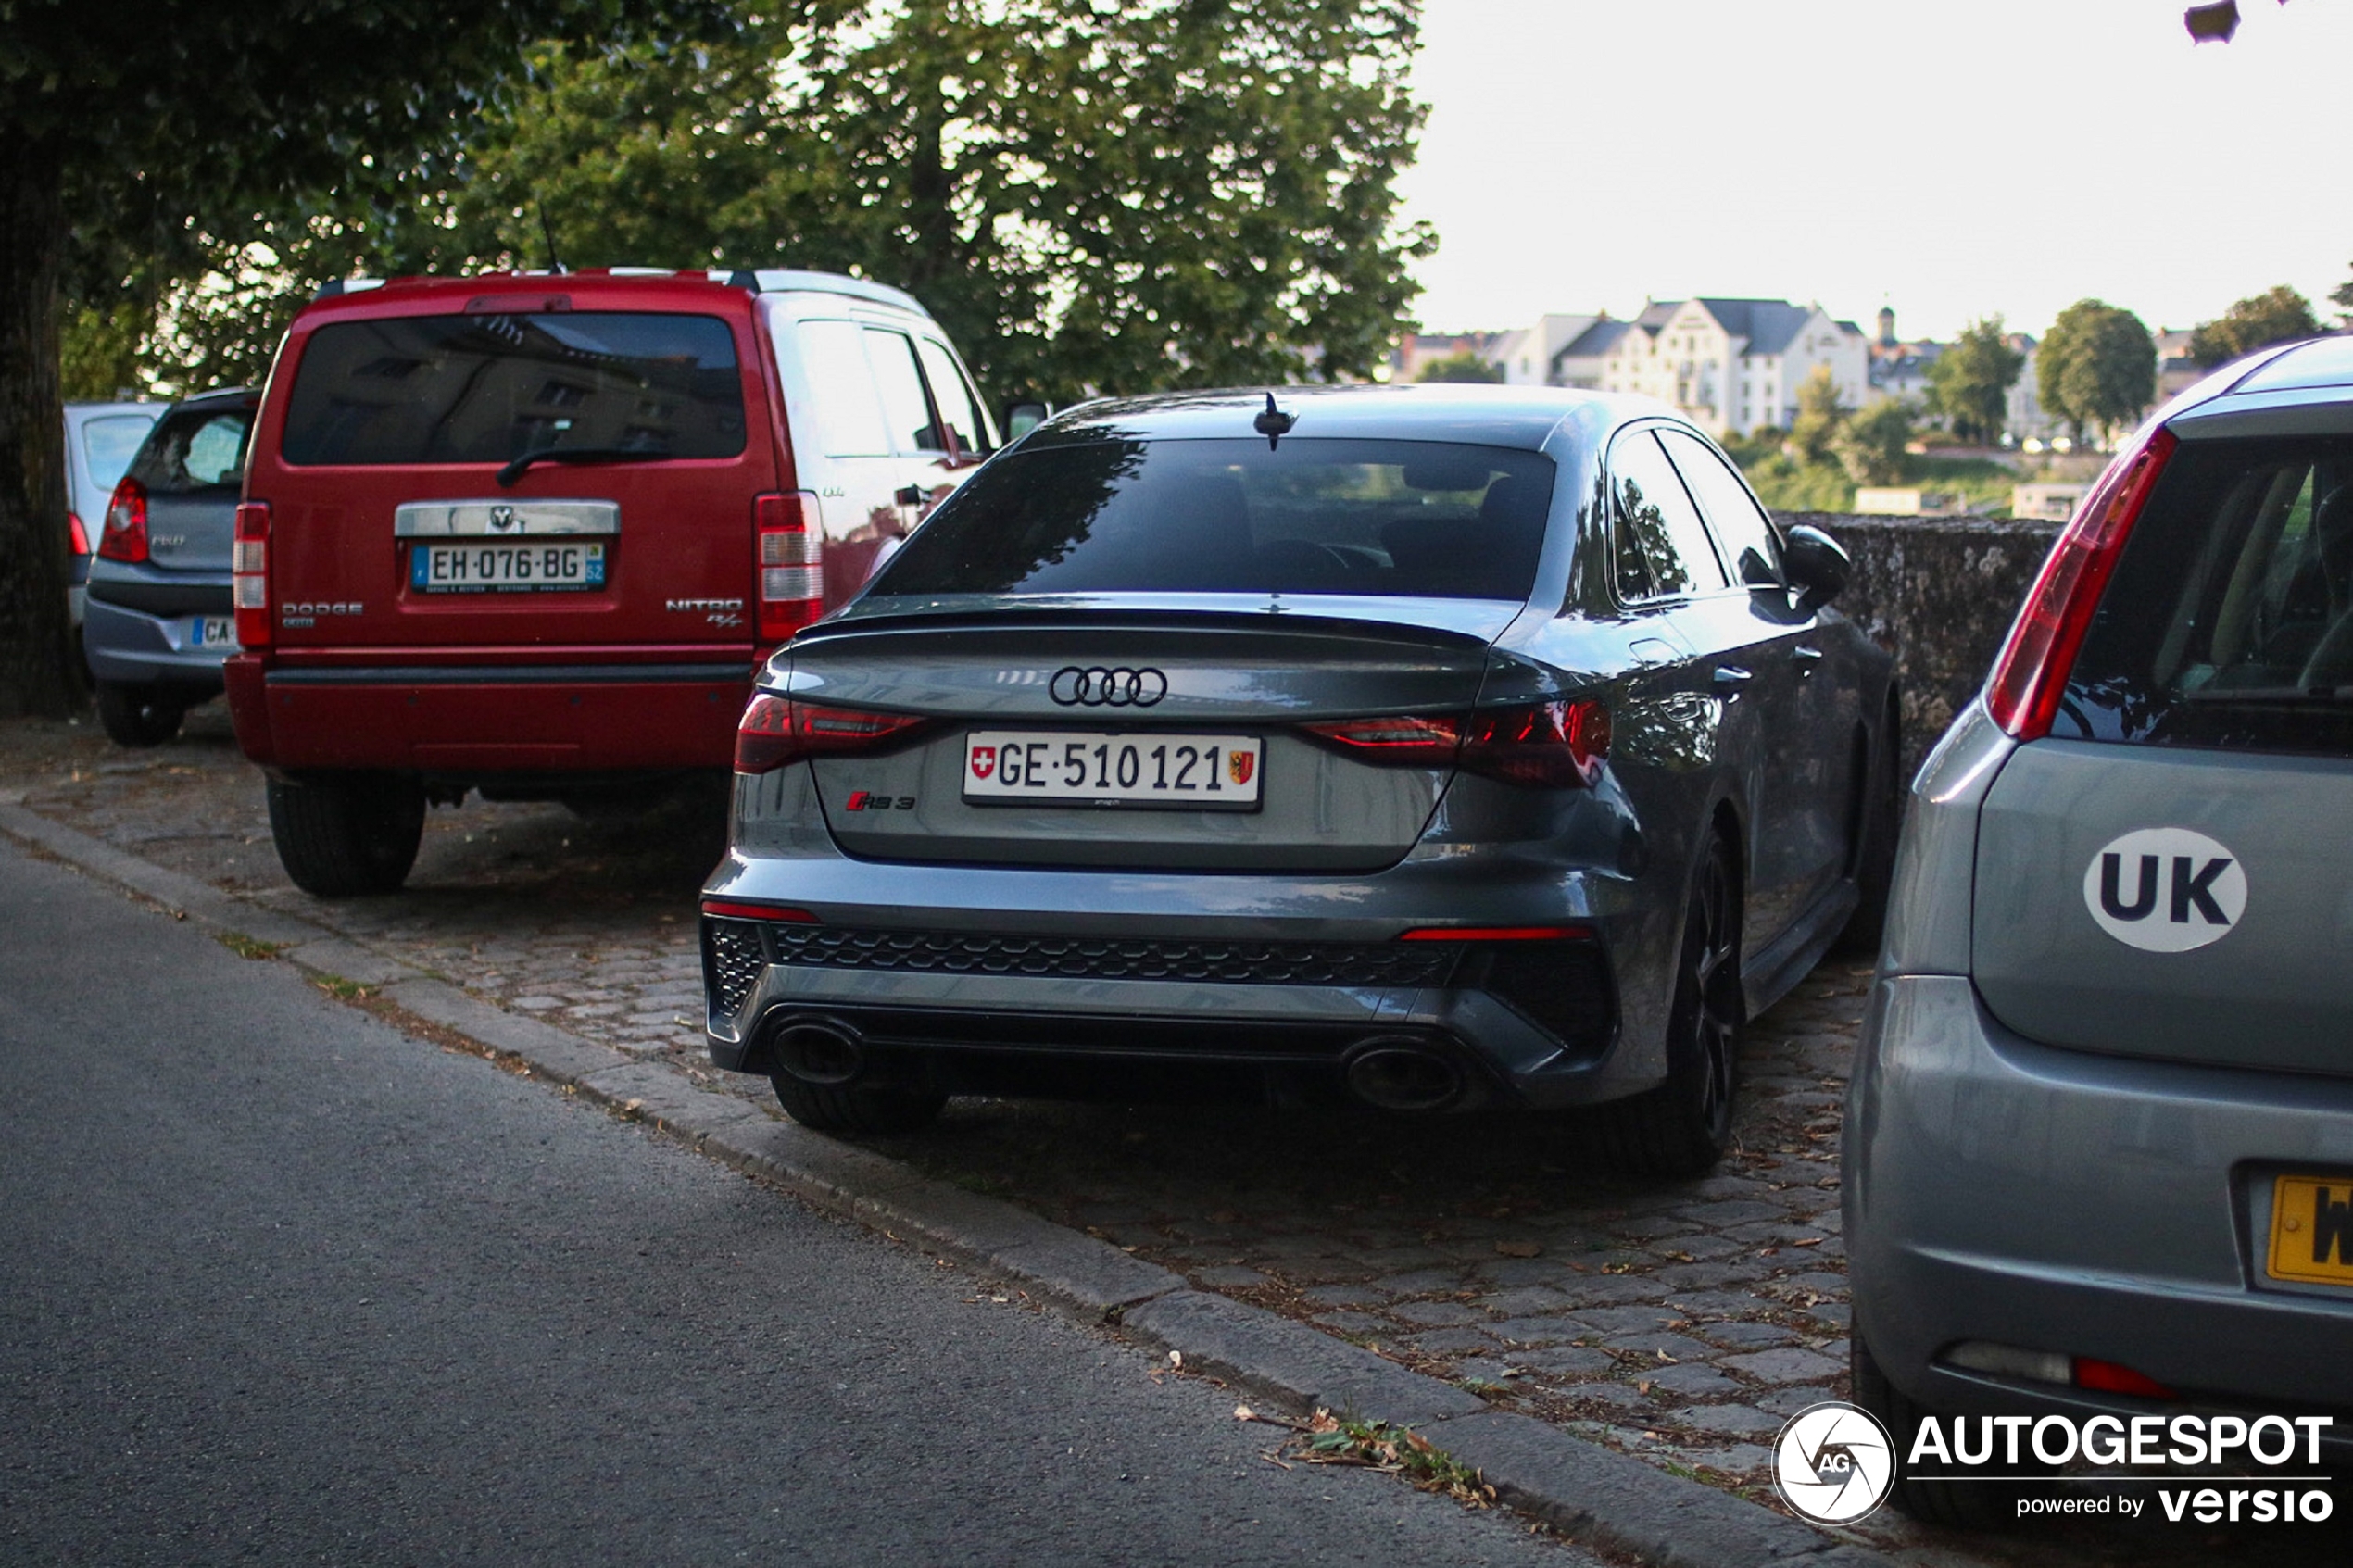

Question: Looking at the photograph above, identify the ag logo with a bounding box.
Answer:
[2082,827,2246,952]
[1773,1401,1894,1524]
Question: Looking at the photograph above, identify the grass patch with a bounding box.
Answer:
[216,931,288,960]
[1295,1412,1497,1507]
[311,974,376,1002]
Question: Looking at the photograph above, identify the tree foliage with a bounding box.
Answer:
[1924,317,2023,445]
[2332,265,2353,329]
[1416,350,1503,383]
[2187,284,2321,368]
[2038,300,2156,446]
[107,0,1435,408]
[3,0,710,715]
[1836,398,1914,486]
[1789,365,1845,467]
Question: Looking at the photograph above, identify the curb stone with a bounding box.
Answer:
[0,802,1901,1568]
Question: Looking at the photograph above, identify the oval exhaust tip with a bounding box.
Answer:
[1344,1042,1465,1113]
[771,1015,866,1085]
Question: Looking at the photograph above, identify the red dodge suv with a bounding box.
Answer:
[227,268,997,895]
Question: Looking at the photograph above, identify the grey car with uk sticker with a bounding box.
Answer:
[701,383,1897,1176]
[1846,336,2353,1524]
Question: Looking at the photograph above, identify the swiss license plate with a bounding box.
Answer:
[188,615,236,648]
[2265,1173,2353,1286]
[412,541,605,593]
[963,730,1264,809]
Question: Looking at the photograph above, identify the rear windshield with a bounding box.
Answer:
[2057,434,2353,758]
[129,405,252,495]
[81,413,157,489]
[868,436,1555,601]
[280,312,746,466]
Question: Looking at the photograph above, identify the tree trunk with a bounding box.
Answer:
[0,140,75,719]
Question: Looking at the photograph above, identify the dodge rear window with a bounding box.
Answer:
[869,436,1554,601]
[280,312,746,466]
[2057,434,2353,758]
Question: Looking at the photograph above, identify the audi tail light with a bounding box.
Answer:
[736,694,934,774]
[233,501,271,648]
[1302,699,1610,788]
[68,511,89,557]
[756,492,824,642]
[97,477,147,562]
[1984,427,2177,741]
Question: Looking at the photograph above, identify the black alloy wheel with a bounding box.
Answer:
[1591,833,1743,1177]
[1837,696,1904,955]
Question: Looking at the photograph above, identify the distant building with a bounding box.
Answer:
[1855,487,1969,517]
[1564,297,1868,436]
[2154,329,2204,403]
[2002,332,2057,443]
[1490,314,1604,386]
[1390,332,1505,383]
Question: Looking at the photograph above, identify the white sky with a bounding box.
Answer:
[1397,0,2353,342]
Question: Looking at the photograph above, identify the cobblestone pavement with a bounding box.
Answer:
[3,708,2334,1568]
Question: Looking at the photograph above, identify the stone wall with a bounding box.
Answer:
[1774,511,2062,773]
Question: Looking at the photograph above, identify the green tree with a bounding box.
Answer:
[1924,317,2024,445]
[2332,265,2353,329]
[2187,284,2322,367]
[1416,350,1503,383]
[2038,300,2157,447]
[1,0,708,717]
[409,0,1432,404]
[1835,398,1915,486]
[1789,365,1845,466]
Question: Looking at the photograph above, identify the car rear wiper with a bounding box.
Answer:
[495,445,675,488]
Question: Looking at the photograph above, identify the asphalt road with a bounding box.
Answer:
[0,838,1587,1568]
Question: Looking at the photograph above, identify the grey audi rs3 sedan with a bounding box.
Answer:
[701,384,1897,1175]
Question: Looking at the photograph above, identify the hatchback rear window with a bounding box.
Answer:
[129,406,252,495]
[869,436,1554,601]
[2057,434,2353,758]
[280,312,746,466]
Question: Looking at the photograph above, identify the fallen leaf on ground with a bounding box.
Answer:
[1494,1239,1541,1259]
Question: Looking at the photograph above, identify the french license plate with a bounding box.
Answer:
[412,541,605,593]
[963,730,1264,809]
[2265,1173,2353,1286]
[187,615,236,648]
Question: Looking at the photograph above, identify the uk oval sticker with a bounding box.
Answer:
[2082,828,2246,952]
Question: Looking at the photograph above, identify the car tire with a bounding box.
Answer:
[1837,698,1903,956]
[267,772,427,897]
[1591,832,1743,1178]
[1851,1330,2045,1528]
[769,1073,948,1135]
[94,682,184,747]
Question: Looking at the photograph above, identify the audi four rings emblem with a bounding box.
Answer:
[1050,666,1168,707]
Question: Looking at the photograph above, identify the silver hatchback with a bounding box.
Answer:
[704,385,1896,1174]
[1847,337,2353,1521]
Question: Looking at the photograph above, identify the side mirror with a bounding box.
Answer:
[1781,522,1849,612]
[1002,401,1050,441]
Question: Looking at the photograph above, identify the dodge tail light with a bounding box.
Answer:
[1302,699,1610,788]
[97,477,147,562]
[1984,427,2177,740]
[233,501,271,647]
[736,694,933,774]
[756,492,824,642]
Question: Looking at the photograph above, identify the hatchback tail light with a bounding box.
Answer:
[68,511,89,557]
[756,492,824,642]
[736,694,933,774]
[233,501,272,648]
[1983,427,2177,740]
[97,477,147,562]
[1302,700,1610,788]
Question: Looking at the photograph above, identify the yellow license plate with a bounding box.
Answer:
[2265,1174,2353,1286]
